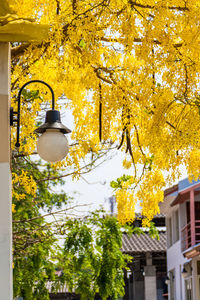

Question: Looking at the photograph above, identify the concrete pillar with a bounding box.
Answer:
[144,265,157,300]
[146,252,152,265]
[192,259,197,300]
[0,42,12,299]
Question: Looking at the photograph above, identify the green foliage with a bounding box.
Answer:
[13,155,68,299]
[144,155,154,171]
[132,226,144,236]
[110,174,132,189]
[79,39,86,49]
[149,222,160,240]
[21,89,40,102]
[13,241,57,300]
[13,156,131,299]
[59,211,132,300]
[131,220,159,239]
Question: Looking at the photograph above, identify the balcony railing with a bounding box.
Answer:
[181,220,200,252]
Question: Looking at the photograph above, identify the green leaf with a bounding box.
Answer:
[79,39,86,49]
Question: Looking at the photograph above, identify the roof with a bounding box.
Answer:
[46,281,70,293]
[162,178,200,208]
[135,213,165,219]
[171,182,200,207]
[161,180,200,215]
[183,243,200,259]
[122,232,167,253]
[164,184,178,197]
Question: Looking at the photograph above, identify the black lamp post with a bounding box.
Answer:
[10,80,71,162]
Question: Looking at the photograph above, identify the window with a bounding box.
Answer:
[174,210,179,242]
[168,217,172,247]
[185,278,192,300]
[167,211,179,247]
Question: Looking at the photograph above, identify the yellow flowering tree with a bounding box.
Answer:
[11,0,200,223]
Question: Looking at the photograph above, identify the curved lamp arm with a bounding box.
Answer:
[11,80,55,147]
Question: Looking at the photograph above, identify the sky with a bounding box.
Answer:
[63,150,127,214]
[55,102,188,217]
[58,106,133,215]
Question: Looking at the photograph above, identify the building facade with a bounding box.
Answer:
[122,214,167,300]
[160,178,200,300]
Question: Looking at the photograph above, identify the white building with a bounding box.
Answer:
[160,178,200,300]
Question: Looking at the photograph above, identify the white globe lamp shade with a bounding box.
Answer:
[37,129,69,162]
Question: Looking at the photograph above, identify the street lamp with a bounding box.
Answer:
[10,80,71,162]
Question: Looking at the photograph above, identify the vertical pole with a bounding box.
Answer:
[190,189,195,246]
[192,259,197,300]
[144,253,157,300]
[0,42,12,300]
[186,224,188,250]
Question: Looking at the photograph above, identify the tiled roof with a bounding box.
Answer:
[135,213,165,219]
[122,232,167,253]
[46,281,72,293]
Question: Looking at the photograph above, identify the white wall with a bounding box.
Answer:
[166,191,200,300]
[0,163,12,300]
[167,240,189,300]
[0,42,12,300]
[166,202,189,300]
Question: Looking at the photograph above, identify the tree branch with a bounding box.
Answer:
[13,204,90,223]
[128,0,189,11]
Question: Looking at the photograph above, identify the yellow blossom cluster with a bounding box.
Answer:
[12,170,37,201]
[137,170,165,221]
[113,176,136,224]
[186,149,200,182]
[116,189,136,225]
[12,204,16,213]
[10,0,200,223]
